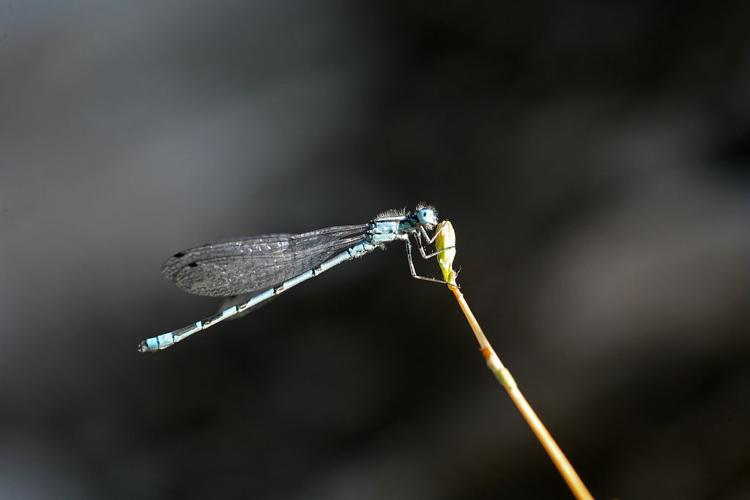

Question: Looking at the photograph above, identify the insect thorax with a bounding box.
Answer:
[367,216,414,244]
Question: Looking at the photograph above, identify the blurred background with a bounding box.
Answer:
[1,1,749,498]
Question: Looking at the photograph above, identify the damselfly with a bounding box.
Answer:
[139,204,451,352]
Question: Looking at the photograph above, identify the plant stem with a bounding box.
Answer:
[448,284,594,500]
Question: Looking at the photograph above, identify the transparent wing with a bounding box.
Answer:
[161,224,368,297]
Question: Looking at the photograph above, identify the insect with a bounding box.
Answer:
[139,204,451,352]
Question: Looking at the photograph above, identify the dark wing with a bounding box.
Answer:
[161,224,368,297]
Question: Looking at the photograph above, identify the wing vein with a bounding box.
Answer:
[161,224,368,296]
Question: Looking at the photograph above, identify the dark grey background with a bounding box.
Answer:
[1,1,749,499]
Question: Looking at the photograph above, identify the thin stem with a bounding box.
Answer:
[448,284,594,500]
